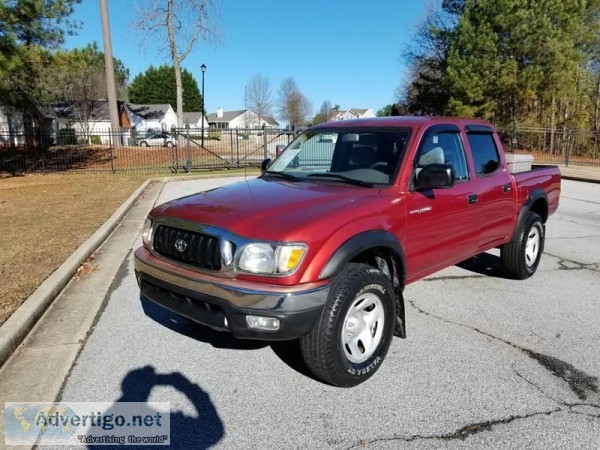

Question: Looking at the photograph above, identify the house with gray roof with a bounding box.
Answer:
[51,100,127,144]
[125,103,178,136]
[182,112,209,129]
[331,107,375,121]
[207,109,279,129]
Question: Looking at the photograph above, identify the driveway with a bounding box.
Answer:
[58,178,600,449]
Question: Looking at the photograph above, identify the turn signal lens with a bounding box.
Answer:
[275,246,306,274]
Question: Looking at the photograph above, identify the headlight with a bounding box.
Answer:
[237,243,306,275]
[141,217,153,247]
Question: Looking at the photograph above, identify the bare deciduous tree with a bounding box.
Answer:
[319,100,332,120]
[277,77,312,128]
[245,74,272,126]
[311,100,332,124]
[133,0,219,129]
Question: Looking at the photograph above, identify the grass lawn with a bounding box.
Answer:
[0,174,148,325]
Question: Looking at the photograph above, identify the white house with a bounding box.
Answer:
[125,104,178,137]
[181,112,209,130]
[331,107,375,121]
[207,109,279,129]
[52,101,117,144]
[0,106,26,146]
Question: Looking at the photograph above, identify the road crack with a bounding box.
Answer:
[406,299,599,401]
[345,408,563,448]
[347,301,599,449]
[543,252,600,272]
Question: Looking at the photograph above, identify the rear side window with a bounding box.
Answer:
[468,133,500,176]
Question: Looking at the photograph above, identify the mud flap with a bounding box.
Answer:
[394,290,406,338]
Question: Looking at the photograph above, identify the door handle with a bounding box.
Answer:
[467,194,479,204]
[502,183,512,193]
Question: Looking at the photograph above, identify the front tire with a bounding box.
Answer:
[501,212,545,279]
[140,141,148,147]
[300,263,396,387]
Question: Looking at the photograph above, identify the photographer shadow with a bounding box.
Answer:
[92,365,224,449]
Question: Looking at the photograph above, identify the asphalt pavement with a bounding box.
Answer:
[56,178,600,449]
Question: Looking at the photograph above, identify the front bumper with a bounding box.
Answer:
[134,247,329,340]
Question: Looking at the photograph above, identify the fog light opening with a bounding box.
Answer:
[246,315,280,331]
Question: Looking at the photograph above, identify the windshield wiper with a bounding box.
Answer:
[263,170,299,181]
[307,173,374,187]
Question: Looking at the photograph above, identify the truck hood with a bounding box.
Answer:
[152,177,381,241]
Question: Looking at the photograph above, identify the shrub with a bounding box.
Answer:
[90,135,102,145]
[208,129,222,140]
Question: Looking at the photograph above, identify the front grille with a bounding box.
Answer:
[153,225,221,270]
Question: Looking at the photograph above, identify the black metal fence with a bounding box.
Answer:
[1,125,599,175]
[496,127,600,167]
[0,127,298,175]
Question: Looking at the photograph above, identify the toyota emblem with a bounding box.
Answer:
[174,239,188,252]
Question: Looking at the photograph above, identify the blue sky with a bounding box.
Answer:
[64,1,427,117]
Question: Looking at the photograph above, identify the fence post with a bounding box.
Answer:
[262,124,268,160]
[565,129,570,167]
[37,127,46,174]
[235,128,240,167]
[172,126,179,172]
[185,124,191,173]
[108,129,114,173]
[229,129,234,164]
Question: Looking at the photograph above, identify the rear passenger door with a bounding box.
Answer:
[404,125,481,281]
[465,127,516,250]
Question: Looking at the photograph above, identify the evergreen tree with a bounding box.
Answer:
[0,0,81,145]
[444,0,599,128]
[129,65,203,112]
[399,0,600,134]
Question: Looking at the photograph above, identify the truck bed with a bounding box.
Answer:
[512,165,561,216]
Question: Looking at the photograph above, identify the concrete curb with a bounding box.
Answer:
[561,175,600,184]
[0,179,154,367]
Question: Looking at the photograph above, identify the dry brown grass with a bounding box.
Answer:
[0,173,147,325]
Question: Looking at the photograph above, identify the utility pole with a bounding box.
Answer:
[100,0,121,148]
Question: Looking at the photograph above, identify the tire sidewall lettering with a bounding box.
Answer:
[347,355,382,375]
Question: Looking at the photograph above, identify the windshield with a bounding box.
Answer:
[266,128,410,186]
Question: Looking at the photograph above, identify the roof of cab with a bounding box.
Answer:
[311,116,492,129]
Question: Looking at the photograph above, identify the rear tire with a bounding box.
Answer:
[140,141,148,147]
[300,263,396,387]
[501,212,544,279]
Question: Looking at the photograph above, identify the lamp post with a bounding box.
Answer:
[201,63,206,148]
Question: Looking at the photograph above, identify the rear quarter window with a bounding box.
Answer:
[467,133,500,176]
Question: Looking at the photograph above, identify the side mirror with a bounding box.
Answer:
[415,163,455,190]
[260,158,272,175]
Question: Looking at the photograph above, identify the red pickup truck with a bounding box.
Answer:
[135,117,560,387]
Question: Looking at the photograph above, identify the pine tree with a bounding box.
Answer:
[129,65,203,112]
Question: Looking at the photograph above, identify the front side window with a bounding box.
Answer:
[415,131,469,181]
[266,128,410,186]
[468,133,500,176]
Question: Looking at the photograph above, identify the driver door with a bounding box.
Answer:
[404,126,481,282]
